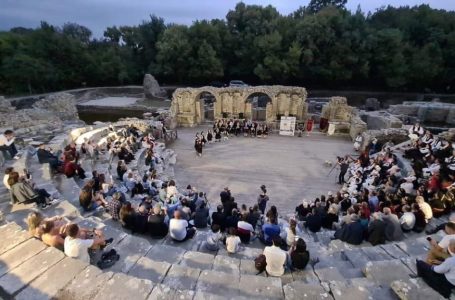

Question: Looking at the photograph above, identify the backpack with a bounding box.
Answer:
[254,254,267,276]
[97,249,120,270]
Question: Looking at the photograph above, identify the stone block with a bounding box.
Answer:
[0,223,30,255]
[162,264,200,290]
[146,244,186,265]
[396,240,429,257]
[44,200,80,220]
[361,246,392,261]
[15,257,88,300]
[0,246,64,296]
[148,284,195,300]
[284,281,329,300]
[110,234,152,273]
[329,280,372,300]
[291,269,320,284]
[213,255,240,274]
[197,269,240,298]
[93,273,154,300]
[314,267,345,283]
[55,266,113,300]
[238,274,282,299]
[0,238,46,276]
[342,249,370,269]
[128,256,171,283]
[239,258,257,275]
[391,278,444,300]
[364,260,413,286]
[179,250,215,270]
[380,244,409,259]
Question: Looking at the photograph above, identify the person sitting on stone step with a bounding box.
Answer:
[288,238,310,271]
[259,215,281,246]
[169,210,196,242]
[146,205,168,238]
[37,143,63,173]
[367,212,386,246]
[27,211,67,239]
[64,224,113,266]
[63,154,86,179]
[263,236,287,277]
[426,222,455,265]
[226,227,242,254]
[0,130,18,159]
[211,205,227,232]
[416,239,455,299]
[8,171,54,208]
[333,214,364,245]
[3,167,13,190]
[237,213,255,244]
[79,181,108,212]
[382,207,404,242]
[205,224,223,251]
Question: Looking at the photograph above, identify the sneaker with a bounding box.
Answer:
[105,238,114,246]
[13,155,20,160]
[47,198,60,205]
[40,203,48,209]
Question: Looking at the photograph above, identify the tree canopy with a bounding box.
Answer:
[1,3,455,95]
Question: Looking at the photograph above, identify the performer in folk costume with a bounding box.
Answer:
[194,138,203,157]
[408,122,424,141]
[306,118,314,136]
[207,130,213,143]
[354,133,363,151]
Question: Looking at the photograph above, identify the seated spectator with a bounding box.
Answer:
[295,199,311,221]
[63,155,86,179]
[304,208,322,233]
[289,238,310,270]
[334,207,355,230]
[147,206,168,238]
[106,192,122,220]
[382,207,404,241]
[27,212,65,239]
[169,210,196,242]
[37,144,62,172]
[8,171,51,208]
[334,214,364,245]
[40,220,65,250]
[416,196,433,222]
[285,219,298,248]
[263,236,287,276]
[79,184,107,212]
[260,216,281,246]
[426,222,455,265]
[117,160,128,181]
[226,208,240,229]
[0,130,18,159]
[205,224,223,251]
[226,227,241,254]
[247,204,261,230]
[211,205,226,232]
[368,212,386,246]
[417,239,455,299]
[400,205,416,232]
[64,224,112,266]
[322,204,339,230]
[427,212,455,235]
[413,203,427,233]
[237,214,255,244]
[193,202,209,228]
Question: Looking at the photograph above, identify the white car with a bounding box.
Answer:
[229,80,249,87]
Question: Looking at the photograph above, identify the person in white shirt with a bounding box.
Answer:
[417,239,455,298]
[226,228,241,253]
[399,205,416,232]
[408,123,424,140]
[64,224,109,265]
[169,210,195,242]
[416,196,433,222]
[353,133,362,151]
[0,130,18,159]
[205,224,223,251]
[426,222,455,265]
[237,215,255,243]
[263,237,287,276]
[3,167,13,190]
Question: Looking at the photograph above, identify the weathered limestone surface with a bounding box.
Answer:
[388,101,455,125]
[55,266,113,300]
[110,234,152,273]
[284,281,330,300]
[146,244,186,264]
[128,256,171,283]
[33,92,79,121]
[0,223,29,255]
[179,250,215,270]
[364,260,414,286]
[238,274,283,299]
[172,86,308,126]
[361,111,403,130]
[197,269,240,298]
[15,257,88,300]
[391,278,445,300]
[93,273,154,300]
[148,284,195,300]
[162,264,200,290]
[322,97,367,139]
[0,246,64,295]
[361,128,409,151]
[0,238,46,277]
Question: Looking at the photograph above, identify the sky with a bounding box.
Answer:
[1,0,455,37]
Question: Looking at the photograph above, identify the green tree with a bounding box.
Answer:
[189,40,224,81]
[308,0,347,14]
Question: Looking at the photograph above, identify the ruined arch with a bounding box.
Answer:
[245,92,273,121]
[171,86,308,127]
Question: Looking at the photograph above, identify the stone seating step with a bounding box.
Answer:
[283,281,330,300]
[0,238,46,277]
[92,272,154,300]
[0,246,65,296]
[364,259,416,286]
[0,223,29,255]
[15,256,88,300]
[391,278,445,300]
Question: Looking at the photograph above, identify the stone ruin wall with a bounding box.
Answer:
[171,86,308,127]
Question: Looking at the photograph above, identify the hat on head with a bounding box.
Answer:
[327,191,333,196]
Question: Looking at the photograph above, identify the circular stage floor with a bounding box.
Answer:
[170,126,355,216]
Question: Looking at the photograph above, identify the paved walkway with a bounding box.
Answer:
[171,126,355,216]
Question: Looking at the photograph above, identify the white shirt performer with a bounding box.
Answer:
[0,130,18,159]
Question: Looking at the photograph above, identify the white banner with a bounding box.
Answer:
[279,116,296,136]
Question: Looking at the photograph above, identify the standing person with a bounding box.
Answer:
[353,133,363,151]
[338,157,349,185]
[306,118,314,137]
[207,130,213,143]
[0,130,18,159]
[257,185,269,214]
[194,138,203,157]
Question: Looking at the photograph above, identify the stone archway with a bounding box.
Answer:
[171,86,308,127]
[195,91,217,121]
[245,92,272,121]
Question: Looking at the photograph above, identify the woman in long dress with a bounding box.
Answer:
[194,138,203,157]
